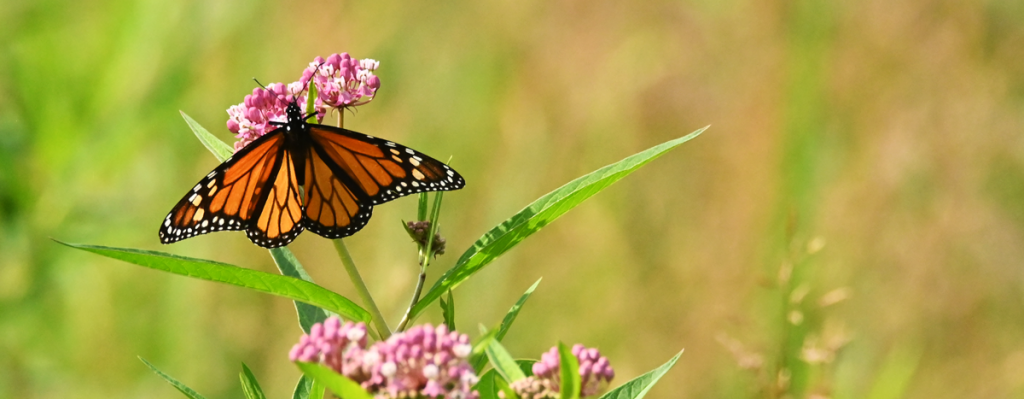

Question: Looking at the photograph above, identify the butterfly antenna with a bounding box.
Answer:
[252,78,269,91]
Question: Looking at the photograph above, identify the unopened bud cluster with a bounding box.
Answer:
[406,220,447,256]
[506,344,615,398]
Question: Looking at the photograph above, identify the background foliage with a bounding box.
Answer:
[2,0,1024,397]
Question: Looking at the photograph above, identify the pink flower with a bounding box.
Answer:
[226,53,381,152]
[290,317,478,399]
[300,53,381,110]
[508,345,615,399]
[226,83,304,151]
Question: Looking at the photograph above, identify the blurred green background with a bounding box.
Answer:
[3,0,1024,397]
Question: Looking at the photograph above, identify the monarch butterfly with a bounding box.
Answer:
[159,101,465,248]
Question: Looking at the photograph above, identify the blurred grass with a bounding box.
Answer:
[2,0,1024,398]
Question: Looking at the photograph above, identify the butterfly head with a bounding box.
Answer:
[285,101,304,121]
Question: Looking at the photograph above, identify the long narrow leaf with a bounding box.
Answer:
[471,325,499,372]
[270,247,332,332]
[296,362,373,399]
[441,289,456,330]
[486,339,526,383]
[180,111,233,161]
[139,357,208,399]
[240,363,267,399]
[558,342,581,399]
[471,279,542,371]
[412,128,706,318]
[58,241,370,323]
[497,278,541,342]
[599,349,684,399]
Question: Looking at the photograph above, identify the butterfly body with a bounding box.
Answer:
[160,103,465,248]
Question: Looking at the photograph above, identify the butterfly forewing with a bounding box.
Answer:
[306,125,466,205]
[159,131,287,244]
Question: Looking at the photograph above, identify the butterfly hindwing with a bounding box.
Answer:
[306,125,466,205]
[301,146,374,238]
[159,131,287,245]
[245,148,305,248]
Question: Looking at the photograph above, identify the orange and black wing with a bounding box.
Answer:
[159,130,304,248]
[300,144,374,238]
[245,145,305,247]
[306,125,465,204]
[300,125,464,237]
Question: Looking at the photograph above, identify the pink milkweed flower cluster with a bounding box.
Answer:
[507,345,615,399]
[297,53,381,110]
[226,53,381,152]
[290,316,479,399]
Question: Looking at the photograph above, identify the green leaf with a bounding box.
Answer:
[418,192,428,221]
[291,376,311,399]
[517,359,537,377]
[180,111,233,162]
[599,349,684,399]
[494,371,518,399]
[471,325,499,372]
[411,128,707,319]
[421,191,445,263]
[292,375,326,399]
[239,363,267,399]
[296,362,373,399]
[270,247,332,332]
[474,369,518,399]
[139,357,208,399]
[471,279,542,371]
[497,278,541,342]
[473,370,501,399]
[441,289,456,331]
[309,378,326,399]
[305,79,318,119]
[559,342,581,399]
[57,241,371,323]
[309,376,325,399]
[486,339,526,383]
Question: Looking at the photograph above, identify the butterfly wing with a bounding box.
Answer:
[300,144,374,238]
[245,146,305,247]
[160,121,465,246]
[305,125,465,206]
[159,130,303,248]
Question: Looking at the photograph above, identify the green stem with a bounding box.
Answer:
[333,239,391,339]
[396,192,445,331]
[396,267,428,332]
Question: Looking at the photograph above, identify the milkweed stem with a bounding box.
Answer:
[334,239,391,339]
